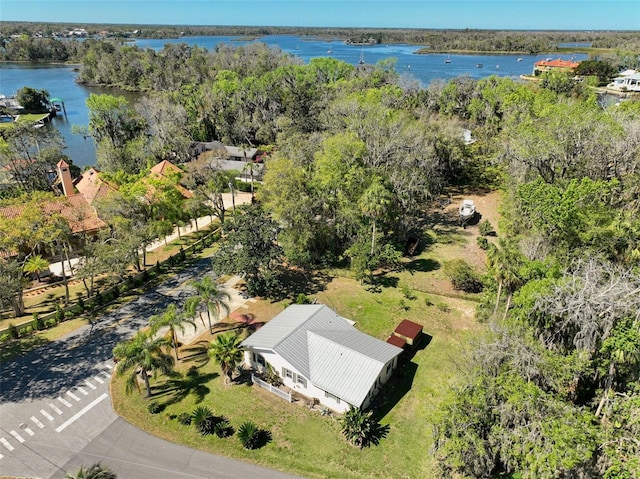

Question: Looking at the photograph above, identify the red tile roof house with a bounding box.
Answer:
[532,58,580,76]
[242,304,403,413]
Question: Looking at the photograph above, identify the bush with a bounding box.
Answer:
[213,417,234,438]
[192,406,215,435]
[478,220,495,236]
[400,284,416,300]
[8,323,19,339]
[177,412,192,425]
[78,297,85,311]
[64,311,74,319]
[295,293,312,304]
[443,259,484,293]
[0,332,10,343]
[45,318,56,328]
[95,291,103,305]
[147,401,164,414]
[237,421,260,449]
[33,312,44,330]
[477,236,490,250]
[55,305,64,322]
[22,325,33,336]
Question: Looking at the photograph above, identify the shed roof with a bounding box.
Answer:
[394,319,423,340]
[534,58,580,69]
[386,335,407,349]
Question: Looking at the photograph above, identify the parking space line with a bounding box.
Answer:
[9,430,24,443]
[93,376,104,384]
[66,390,81,402]
[0,453,3,459]
[77,387,89,396]
[55,393,108,433]
[31,416,45,429]
[41,409,55,421]
[0,437,14,451]
[57,396,72,408]
[104,363,113,369]
[100,370,111,377]
[85,380,97,390]
[24,427,34,436]
[49,403,63,415]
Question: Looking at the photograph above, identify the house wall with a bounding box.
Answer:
[244,348,399,414]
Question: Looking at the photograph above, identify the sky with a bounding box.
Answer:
[1,1,638,31]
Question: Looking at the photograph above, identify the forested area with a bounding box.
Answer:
[1,38,640,477]
[2,22,640,63]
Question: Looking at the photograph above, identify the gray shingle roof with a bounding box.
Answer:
[241,305,402,407]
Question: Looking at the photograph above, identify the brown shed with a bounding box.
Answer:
[393,319,423,348]
[386,334,407,349]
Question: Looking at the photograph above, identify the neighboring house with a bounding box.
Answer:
[74,167,116,205]
[224,145,258,162]
[241,304,403,413]
[607,70,640,92]
[532,58,580,76]
[148,159,193,199]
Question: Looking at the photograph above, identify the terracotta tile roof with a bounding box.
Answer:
[0,194,106,235]
[75,168,116,205]
[394,319,423,341]
[386,335,407,349]
[150,159,182,176]
[534,58,580,69]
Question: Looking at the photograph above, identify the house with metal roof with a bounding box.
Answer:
[241,304,403,413]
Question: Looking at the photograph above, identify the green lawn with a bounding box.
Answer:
[112,256,485,478]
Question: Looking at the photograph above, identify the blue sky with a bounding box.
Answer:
[1,1,638,30]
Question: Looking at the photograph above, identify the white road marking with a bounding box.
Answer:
[9,430,24,443]
[104,363,113,369]
[31,416,45,429]
[100,370,110,377]
[0,453,3,459]
[93,376,104,384]
[55,393,108,433]
[57,396,72,408]
[85,380,97,390]
[77,387,89,396]
[24,427,34,436]
[41,409,55,421]
[0,437,14,451]
[66,390,81,402]
[49,403,63,415]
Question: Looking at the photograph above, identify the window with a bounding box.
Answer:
[296,374,307,388]
[325,391,341,404]
[386,362,392,374]
[282,367,294,380]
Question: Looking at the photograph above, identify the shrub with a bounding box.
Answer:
[147,401,164,414]
[22,325,33,336]
[95,291,103,305]
[213,417,234,438]
[8,323,19,339]
[192,406,215,435]
[33,312,44,330]
[477,236,490,250]
[263,364,282,387]
[178,412,192,425]
[443,259,484,293]
[400,284,416,300]
[237,421,260,449]
[0,332,10,343]
[478,220,495,237]
[45,318,56,328]
[55,305,64,322]
[64,311,74,319]
[78,297,85,311]
[295,293,312,304]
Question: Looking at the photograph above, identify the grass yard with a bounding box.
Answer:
[112,269,484,478]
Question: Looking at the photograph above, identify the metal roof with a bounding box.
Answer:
[241,305,403,407]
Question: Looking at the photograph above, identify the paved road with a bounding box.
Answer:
[0,258,301,479]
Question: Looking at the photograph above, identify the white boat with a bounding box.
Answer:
[459,199,477,225]
[358,48,365,65]
[517,57,523,62]
[444,54,451,64]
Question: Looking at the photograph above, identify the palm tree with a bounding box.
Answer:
[209,332,244,384]
[149,304,196,361]
[486,238,522,318]
[339,406,377,448]
[23,254,49,282]
[186,275,230,333]
[112,330,174,397]
[358,179,393,255]
[64,463,116,479]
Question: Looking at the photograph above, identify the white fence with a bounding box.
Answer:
[251,374,292,402]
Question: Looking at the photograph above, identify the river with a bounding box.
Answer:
[0,34,587,168]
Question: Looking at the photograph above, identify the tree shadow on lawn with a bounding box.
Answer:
[152,370,218,406]
[269,268,332,302]
[370,333,433,421]
[406,258,441,274]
